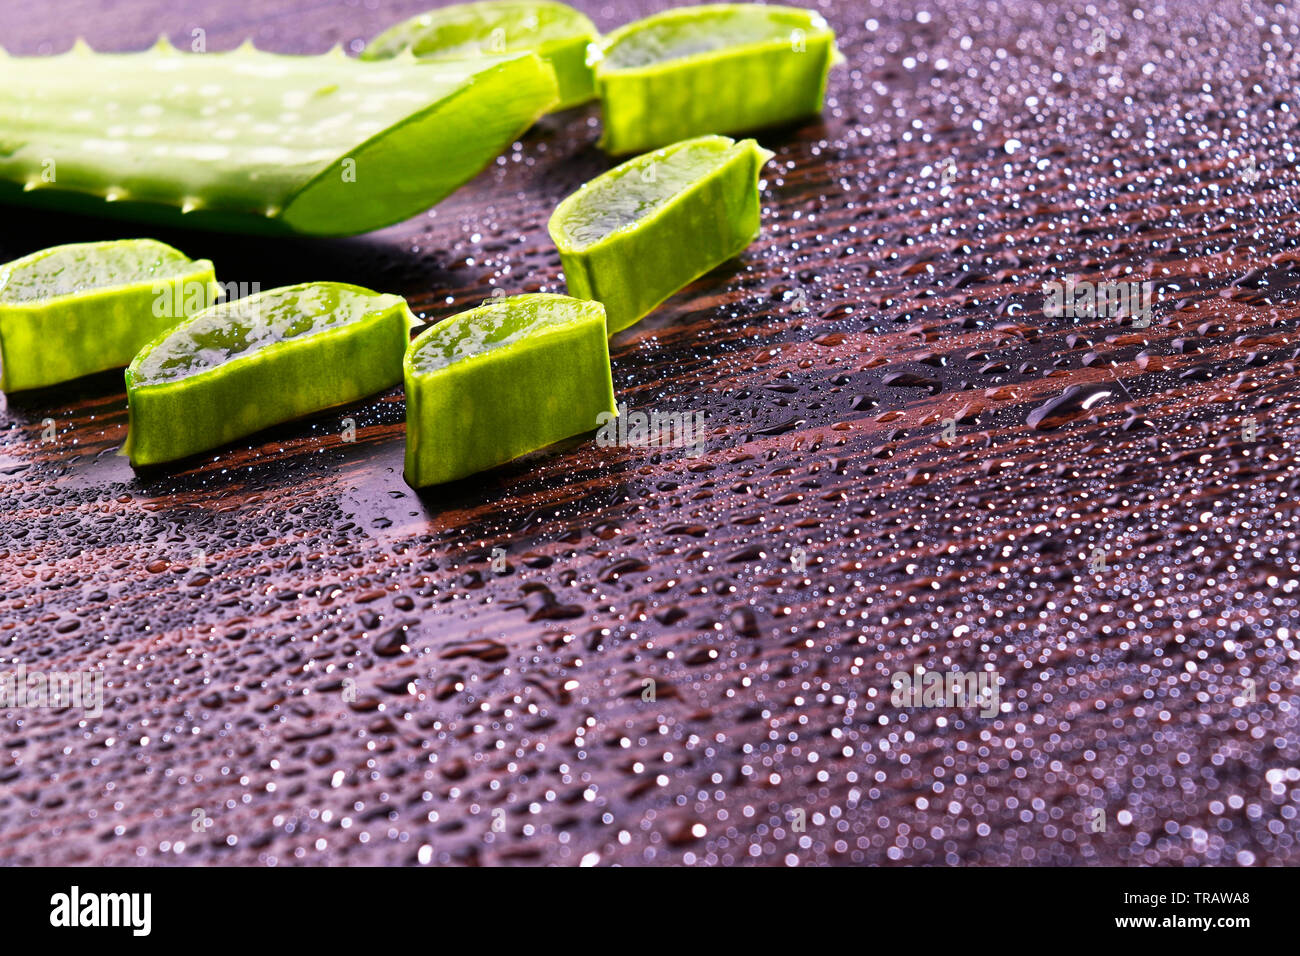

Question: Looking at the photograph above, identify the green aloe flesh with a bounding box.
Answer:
[363,1,598,110]
[0,239,216,392]
[125,282,415,466]
[404,293,616,487]
[549,135,773,334]
[591,3,840,154]
[0,41,559,236]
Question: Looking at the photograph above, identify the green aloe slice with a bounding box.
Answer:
[404,293,615,487]
[590,3,840,154]
[0,40,558,236]
[363,1,598,110]
[0,239,216,392]
[548,134,773,333]
[125,282,415,466]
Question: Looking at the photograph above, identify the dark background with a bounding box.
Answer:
[0,0,1297,866]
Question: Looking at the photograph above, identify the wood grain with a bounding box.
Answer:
[1,0,1298,866]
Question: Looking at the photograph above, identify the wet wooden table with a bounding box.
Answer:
[1,0,1297,865]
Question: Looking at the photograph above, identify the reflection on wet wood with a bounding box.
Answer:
[1,0,1297,865]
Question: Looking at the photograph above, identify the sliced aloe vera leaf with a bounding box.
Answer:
[0,239,217,392]
[548,135,773,334]
[363,1,598,110]
[125,282,415,466]
[404,293,615,487]
[590,3,840,154]
[0,41,558,237]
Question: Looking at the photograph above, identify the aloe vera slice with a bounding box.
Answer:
[404,293,615,487]
[548,135,772,333]
[0,239,216,392]
[125,283,415,466]
[0,41,558,236]
[590,3,840,154]
[363,1,598,110]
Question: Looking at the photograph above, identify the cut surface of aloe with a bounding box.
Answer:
[590,3,840,154]
[404,293,615,487]
[549,135,772,333]
[0,41,558,236]
[125,282,415,466]
[0,239,216,391]
[363,1,598,110]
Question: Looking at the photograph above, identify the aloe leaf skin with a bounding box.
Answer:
[125,282,416,467]
[362,1,599,111]
[0,40,559,237]
[0,239,217,392]
[591,4,840,155]
[404,294,616,488]
[541,33,600,109]
[549,135,773,334]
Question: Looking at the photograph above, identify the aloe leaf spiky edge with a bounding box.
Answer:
[0,39,559,237]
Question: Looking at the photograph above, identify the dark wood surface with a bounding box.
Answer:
[1,0,1298,866]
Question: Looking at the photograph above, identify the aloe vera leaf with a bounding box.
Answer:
[0,40,559,237]
[404,293,616,487]
[548,135,773,334]
[0,239,217,392]
[590,3,840,154]
[363,1,598,110]
[124,282,416,466]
